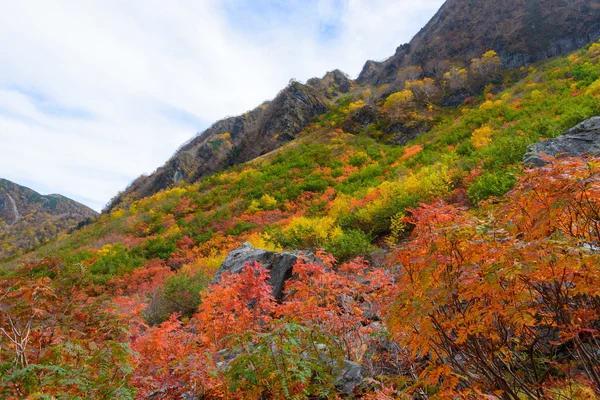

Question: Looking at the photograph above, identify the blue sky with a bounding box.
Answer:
[0,0,445,211]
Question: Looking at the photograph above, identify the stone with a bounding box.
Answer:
[212,242,319,299]
[524,116,600,167]
[336,360,363,396]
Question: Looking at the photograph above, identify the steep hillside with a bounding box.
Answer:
[4,0,600,398]
[358,0,600,85]
[0,179,97,259]
[4,38,600,398]
[107,0,600,214]
[107,79,348,210]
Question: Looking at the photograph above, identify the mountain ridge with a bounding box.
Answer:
[358,0,600,84]
[106,0,600,213]
[106,80,339,210]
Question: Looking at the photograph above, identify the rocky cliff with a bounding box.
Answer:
[358,0,600,85]
[107,80,335,210]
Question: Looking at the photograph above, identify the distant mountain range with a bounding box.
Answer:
[0,178,97,260]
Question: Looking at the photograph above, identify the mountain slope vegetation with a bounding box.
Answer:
[3,1,600,398]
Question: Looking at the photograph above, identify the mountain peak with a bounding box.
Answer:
[358,0,600,85]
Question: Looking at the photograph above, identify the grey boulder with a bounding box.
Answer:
[212,242,318,299]
[336,360,364,396]
[524,116,600,167]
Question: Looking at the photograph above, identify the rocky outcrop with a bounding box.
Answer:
[212,242,320,299]
[107,82,330,211]
[524,117,600,167]
[342,105,379,134]
[307,69,354,100]
[358,0,600,86]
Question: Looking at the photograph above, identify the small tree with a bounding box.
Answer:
[443,67,469,92]
[405,78,439,104]
[471,50,502,82]
[384,90,414,118]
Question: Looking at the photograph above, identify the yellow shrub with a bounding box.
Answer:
[586,79,600,95]
[384,90,414,117]
[97,244,115,257]
[200,248,227,273]
[529,89,543,100]
[246,233,282,252]
[479,100,494,110]
[387,212,407,246]
[471,125,495,148]
[588,42,600,58]
[260,194,278,210]
[354,181,404,228]
[402,164,452,199]
[348,100,366,112]
[247,200,261,214]
[247,194,278,213]
[283,216,343,245]
[110,209,125,220]
[327,195,352,220]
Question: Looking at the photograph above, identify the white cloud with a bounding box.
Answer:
[0,0,444,211]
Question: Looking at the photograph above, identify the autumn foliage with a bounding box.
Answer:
[388,157,600,398]
[3,43,600,398]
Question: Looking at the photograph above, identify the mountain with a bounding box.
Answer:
[0,179,97,260]
[5,0,600,398]
[107,77,351,210]
[358,0,600,85]
[108,0,600,212]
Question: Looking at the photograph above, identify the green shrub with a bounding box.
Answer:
[143,236,178,260]
[143,269,210,325]
[467,170,518,204]
[300,176,330,193]
[325,229,374,261]
[227,220,258,236]
[90,243,144,285]
[348,152,370,167]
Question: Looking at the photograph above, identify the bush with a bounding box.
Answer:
[225,323,343,399]
[90,243,144,285]
[300,176,331,193]
[467,170,517,204]
[325,229,374,261]
[227,220,258,236]
[143,268,210,325]
[267,217,342,250]
[143,236,178,260]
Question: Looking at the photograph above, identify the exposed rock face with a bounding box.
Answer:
[306,69,354,99]
[107,82,330,210]
[524,117,600,167]
[0,178,97,260]
[212,242,319,299]
[358,0,600,85]
[342,105,379,134]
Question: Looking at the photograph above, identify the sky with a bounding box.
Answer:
[0,0,445,211]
